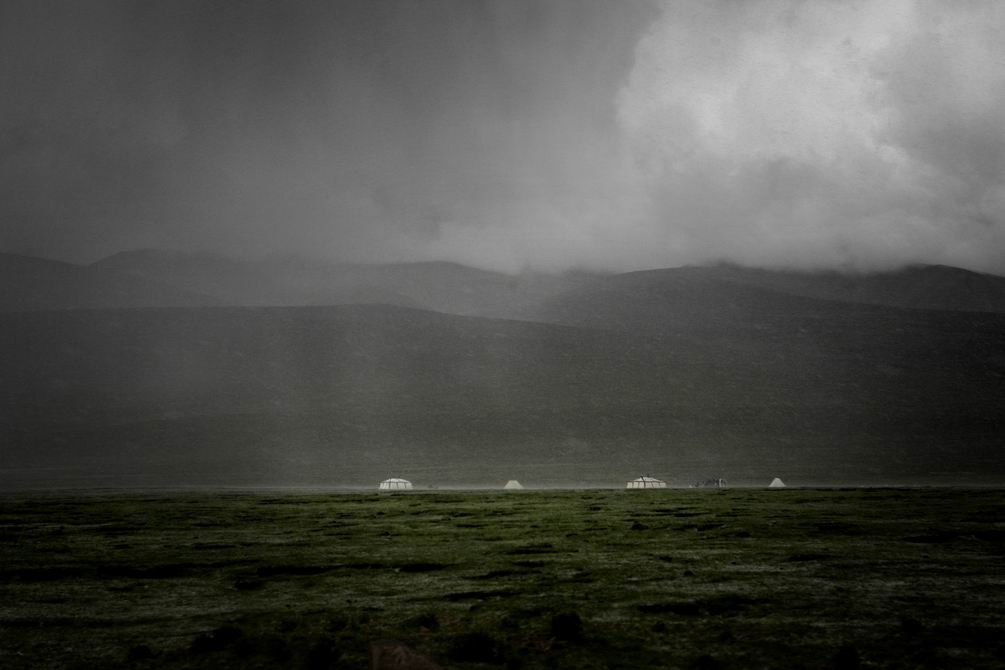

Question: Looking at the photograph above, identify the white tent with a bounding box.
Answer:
[626,475,667,489]
[378,478,413,491]
[768,477,786,488]
[503,480,524,490]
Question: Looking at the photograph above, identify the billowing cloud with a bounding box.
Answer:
[623,0,1005,271]
[426,0,1005,273]
[1,1,1003,274]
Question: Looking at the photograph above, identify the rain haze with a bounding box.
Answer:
[2,0,1004,491]
[2,0,1003,274]
[4,5,1005,667]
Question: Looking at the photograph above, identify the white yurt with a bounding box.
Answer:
[503,480,524,490]
[768,477,786,488]
[378,478,413,491]
[626,475,667,489]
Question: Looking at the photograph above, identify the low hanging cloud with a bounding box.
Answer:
[1,1,1002,275]
[424,0,1005,274]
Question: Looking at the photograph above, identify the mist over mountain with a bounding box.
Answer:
[623,264,1005,314]
[531,265,1005,338]
[83,248,1005,318]
[3,253,1003,489]
[4,1,1004,491]
[91,249,587,317]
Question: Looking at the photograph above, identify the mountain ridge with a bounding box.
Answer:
[93,248,1005,316]
[4,247,1002,316]
[90,249,587,317]
[5,250,1004,488]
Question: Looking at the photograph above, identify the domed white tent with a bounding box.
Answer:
[503,480,524,490]
[378,478,413,491]
[768,477,786,488]
[626,475,667,489]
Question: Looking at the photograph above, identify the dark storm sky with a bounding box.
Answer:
[2,0,1004,273]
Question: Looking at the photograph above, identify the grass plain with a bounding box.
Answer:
[1,488,1003,669]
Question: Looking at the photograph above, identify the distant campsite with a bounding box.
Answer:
[375,476,791,491]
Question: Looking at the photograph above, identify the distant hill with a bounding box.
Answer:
[92,249,587,317]
[2,303,1002,488]
[531,264,1005,341]
[532,267,1005,413]
[5,252,1005,488]
[694,264,1005,313]
[90,250,1005,318]
[0,253,218,312]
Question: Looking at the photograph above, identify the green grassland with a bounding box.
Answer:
[1,489,1003,669]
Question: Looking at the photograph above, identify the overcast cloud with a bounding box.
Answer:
[1,0,1002,274]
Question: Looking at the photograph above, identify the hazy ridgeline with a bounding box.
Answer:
[1,489,1003,669]
[2,252,1005,489]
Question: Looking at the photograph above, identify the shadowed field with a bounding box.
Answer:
[1,489,1003,669]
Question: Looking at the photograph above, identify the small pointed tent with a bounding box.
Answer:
[768,477,786,488]
[503,480,524,490]
[378,478,413,491]
[626,475,667,489]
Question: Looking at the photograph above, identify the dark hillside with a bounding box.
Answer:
[531,267,1005,481]
[94,252,1005,318]
[532,266,1005,370]
[694,264,1005,312]
[533,265,1005,334]
[2,304,1002,488]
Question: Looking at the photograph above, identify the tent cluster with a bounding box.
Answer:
[626,475,786,489]
[377,478,525,491]
[379,476,788,490]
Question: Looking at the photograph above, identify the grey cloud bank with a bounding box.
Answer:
[609,0,1005,274]
[1,0,1002,275]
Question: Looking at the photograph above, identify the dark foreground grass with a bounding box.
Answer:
[1,488,1003,669]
